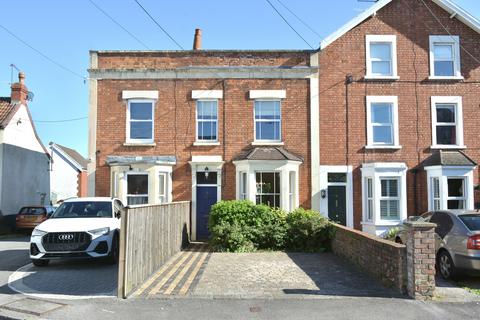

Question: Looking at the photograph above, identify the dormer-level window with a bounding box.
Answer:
[127,100,154,144]
[365,35,398,79]
[429,35,462,79]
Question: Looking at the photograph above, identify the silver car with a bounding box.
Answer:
[395,210,480,279]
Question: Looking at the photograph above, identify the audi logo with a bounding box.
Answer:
[58,234,74,241]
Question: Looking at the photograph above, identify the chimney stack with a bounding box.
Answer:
[193,28,202,50]
[11,72,28,104]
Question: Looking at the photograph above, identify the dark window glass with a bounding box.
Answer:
[436,105,455,123]
[127,174,148,195]
[447,200,464,209]
[130,122,152,140]
[197,172,217,185]
[51,202,112,219]
[430,212,454,239]
[448,179,464,197]
[255,172,280,207]
[436,126,456,145]
[19,207,46,215]
[459,214,480,231]
[328,173,347,183]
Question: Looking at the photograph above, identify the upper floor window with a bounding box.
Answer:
[254,100,281,142]
[196,100,218,142]
[127,100,154,144]
[429,35,462,79]
[365,35,398,79]
[431,96,464,148]
[366,96,399,148]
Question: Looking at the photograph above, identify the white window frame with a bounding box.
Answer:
[365,177,374,222]
[240,172,247,200]
[288,171,296,212]
[431,96,464,149]
[254,99,282,143]
[365,35,398,79]
[255,171,281,208]
[158,172,168,203]
[446,177,467,209]
[379,177,401,221]
[431,177,441,211]
[366,96,400,149]
[126,99,155,144]
[195,99,218,143]
[126,171,149,206]
[426,166,474,211]
[429,35,462,79]
[361,163,407,236]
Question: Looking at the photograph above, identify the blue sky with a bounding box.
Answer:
[0,0,479,157]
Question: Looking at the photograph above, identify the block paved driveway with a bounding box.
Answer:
[134,243,399,299]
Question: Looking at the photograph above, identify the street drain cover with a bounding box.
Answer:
[0,298,65,316]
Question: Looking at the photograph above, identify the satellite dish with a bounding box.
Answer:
[27,91,34,101]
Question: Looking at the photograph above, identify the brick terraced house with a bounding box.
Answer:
[88,0,480,239]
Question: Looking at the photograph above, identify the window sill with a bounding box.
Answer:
[123,142,156,147]
[193,141,220,146]
[365,145,402,150]
[428,76,464,81]
[364,75,400,81]
[251,141,284,146]
[361,220,402,226]
[430,145,466,150]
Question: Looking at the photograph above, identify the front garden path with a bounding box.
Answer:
[134,244,400,299]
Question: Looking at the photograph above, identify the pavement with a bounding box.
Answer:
[1,237,480,319]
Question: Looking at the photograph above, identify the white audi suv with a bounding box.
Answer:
[29,197,124,266]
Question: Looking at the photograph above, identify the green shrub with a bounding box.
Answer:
[208,200,334,253]
[285,208,334,252]
[209,221,255,252]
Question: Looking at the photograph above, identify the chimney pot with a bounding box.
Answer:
[18,71,25,84]
[193,28,202,50]
[11,71,28,104]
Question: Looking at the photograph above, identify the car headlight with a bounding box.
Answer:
[32,229,47,237]
[88,227,110,236]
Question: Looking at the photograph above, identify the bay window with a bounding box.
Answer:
[127,173,149,205]
[361,163,407,236]
[255,172,280,207]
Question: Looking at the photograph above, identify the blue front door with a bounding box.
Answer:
[196,186,217,240]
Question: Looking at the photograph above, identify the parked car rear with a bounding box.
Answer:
[395,210,480,279]
[16,206,56,230]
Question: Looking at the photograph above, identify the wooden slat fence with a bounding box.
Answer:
[117,201,190,298]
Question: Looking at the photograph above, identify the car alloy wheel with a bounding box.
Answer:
[439,251,454,279]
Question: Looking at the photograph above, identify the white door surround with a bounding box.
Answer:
[319,166,353,228]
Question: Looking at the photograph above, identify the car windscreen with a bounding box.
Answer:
[19,207,46,215]
[51,201,112,219]
[459,214,480,231]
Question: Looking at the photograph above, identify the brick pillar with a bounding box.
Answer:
[404,221,436,300]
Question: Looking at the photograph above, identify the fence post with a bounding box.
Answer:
[404,220,436,300]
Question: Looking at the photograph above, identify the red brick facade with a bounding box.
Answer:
[93,51,313,209]
[91,0,480,234]
[319,0,480,230]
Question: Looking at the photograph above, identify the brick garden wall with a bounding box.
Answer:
[331,223,407,294]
